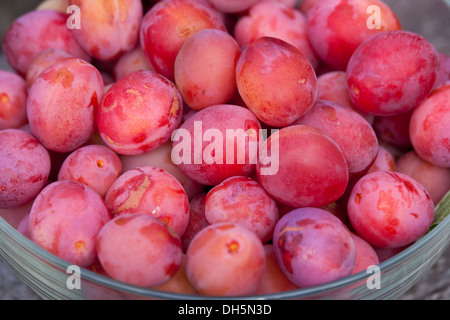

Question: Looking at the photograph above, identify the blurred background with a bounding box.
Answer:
[0,0,449,300]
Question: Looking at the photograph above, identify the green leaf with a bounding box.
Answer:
[428,190,450,232]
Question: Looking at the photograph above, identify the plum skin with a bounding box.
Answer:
[174,29,240,111]
[97,70,183,156]
[70,0,144,61]
[172,104,262,186]
[96,213,184,287]
[409,82,450,168]
[236,37,318,128]
[0,70,28,130]
[292,99,379,177]
[272,207,356,288]
[256,125,349,208]
[347,171,435,249]
[57,145,123,198]
[184,222,266,296]
[0,129,51,209]
[28,180,111,267]
[139,0,226,80]
[204,176,279,243]
[27,57,105,153]
[104,166,190,237]
[346,31,439,116]
[1,10,90,76]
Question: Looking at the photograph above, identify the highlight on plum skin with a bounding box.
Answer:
[97,70,183,156]
[272,207,356,288]
[396,151,450,205]
[0,129,51,209]
[346,30,440,116]
[184,222,266,297]
[0,70,28,130]
[96,213,184,288]
[409,82,450,168]
[57,145,123,198]
[174,29,240,111]
[236,37,318,128]
[233,1,319,69]
[171,104,262,186]
[70,0,144,61]
[205,176,279,243]
[28,180,111,267]
[292,99,379,177]
[306,0,401,71]
[1,9,90,76]
[256,125,349,208]
[27,57,105,153]
[104,166,190,237]
[347,171,435,249]
[139,0,226,80]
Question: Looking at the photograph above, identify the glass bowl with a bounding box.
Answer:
[0,0,449,301]
[0,191,449,300]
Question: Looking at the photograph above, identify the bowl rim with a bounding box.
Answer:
[1,198,449,300]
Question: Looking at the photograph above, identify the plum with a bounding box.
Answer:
[185,222,265,296]
[0,129,51,209]
[347,171,435,249]
[0,71,28,130]
[97,70,183,155]
[105,166,190,237]
[96,213,183,287]
[70,0,143,61]
[174,29,240,111]
[27,57,104,153]
[236,37,317,127]
[2,10,90,76]
[140,0,226,80]
[272,207,356,288]
[58,145,122,198]
[256,125,349,208]
[29,180,111,267]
